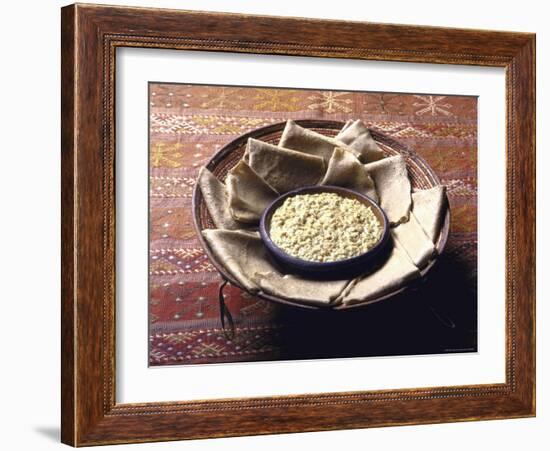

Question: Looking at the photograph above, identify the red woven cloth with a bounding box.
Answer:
[149,84,478,366]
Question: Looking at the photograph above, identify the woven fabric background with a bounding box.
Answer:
[148,84,478,366]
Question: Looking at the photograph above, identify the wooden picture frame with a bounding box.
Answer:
[61,3,536,446]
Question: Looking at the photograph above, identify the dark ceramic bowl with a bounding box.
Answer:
[259,186,390,279]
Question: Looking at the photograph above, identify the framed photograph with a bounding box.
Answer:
[61,3,536,446]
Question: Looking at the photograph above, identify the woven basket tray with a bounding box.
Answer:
[192,119,450,310]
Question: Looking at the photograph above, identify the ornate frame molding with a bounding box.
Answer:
[61,4,535,446]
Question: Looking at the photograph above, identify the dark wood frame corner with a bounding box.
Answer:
[61,3,536,446]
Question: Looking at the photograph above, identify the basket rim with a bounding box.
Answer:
[192,119,450,310]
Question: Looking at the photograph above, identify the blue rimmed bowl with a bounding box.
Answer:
[259,185,390,279]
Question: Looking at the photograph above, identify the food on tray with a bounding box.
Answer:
[197,119,448,306]
[269,192,383,263]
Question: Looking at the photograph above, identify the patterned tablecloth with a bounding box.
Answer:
[149,84,478,366]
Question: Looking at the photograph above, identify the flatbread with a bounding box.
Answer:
[335,119,385,162]
[278,120,358,162]
[341,241,420,305]
[412,186,447,243]
[244,138,326,193]
[320,147,378,201]
[364,155,411,225]
[202,229,349,306]
[226,161,278,224]
[197,167,241,230]
[391,215,435,268]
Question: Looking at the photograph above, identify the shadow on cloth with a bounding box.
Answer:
[255,250,477,361]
